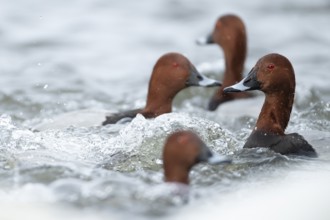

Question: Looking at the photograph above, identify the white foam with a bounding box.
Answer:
[171,165,330,220]
[208,153,232,164]
[0,202,109,220]
[32,109,112,131]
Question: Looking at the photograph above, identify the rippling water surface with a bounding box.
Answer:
[0,0,330,219]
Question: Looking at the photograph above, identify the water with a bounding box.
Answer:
[0,0,330,219]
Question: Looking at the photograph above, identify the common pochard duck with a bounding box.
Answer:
[33,53,221,131]
[224,53,317,157]
[163,131,231,184]
[197,14,252,111]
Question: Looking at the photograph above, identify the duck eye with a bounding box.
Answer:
[267,64,275,70]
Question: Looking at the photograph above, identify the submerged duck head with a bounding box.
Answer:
[163,131,231,185]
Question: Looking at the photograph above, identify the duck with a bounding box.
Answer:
[223,53,317,157]
[33,53,221,131]
[197,14,253,111]
[163,131,231,184]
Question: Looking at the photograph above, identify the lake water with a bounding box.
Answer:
[0,0,330,219]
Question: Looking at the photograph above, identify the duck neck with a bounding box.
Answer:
[141,86,174,118]
[164,166,189,185]
[255,92,294,135]
[222,42,246,86]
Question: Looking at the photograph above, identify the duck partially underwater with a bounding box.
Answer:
[33,53,221,131]
[163,131,231,184]
[197,14,253,111]
[224,53,317,157]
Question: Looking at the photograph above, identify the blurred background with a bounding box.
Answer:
[0,0,329,220]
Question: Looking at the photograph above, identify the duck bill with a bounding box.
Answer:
[223,67,261,92]
[198,143,232,165]
[197,74,222,87]
[187,65,222,87]
[196,33,214,45]
[207,152,232,165]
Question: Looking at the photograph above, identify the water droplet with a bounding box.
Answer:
[155,159,163,165]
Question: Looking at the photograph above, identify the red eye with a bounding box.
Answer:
[172,62,179,67]
[267,64,275,70]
